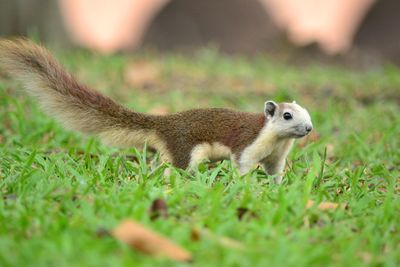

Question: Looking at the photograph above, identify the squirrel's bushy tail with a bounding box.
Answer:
[0,38,156,146]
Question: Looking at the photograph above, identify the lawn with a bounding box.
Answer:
[0,46,399,267]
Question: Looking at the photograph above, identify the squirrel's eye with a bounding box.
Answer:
[283,112,292,120]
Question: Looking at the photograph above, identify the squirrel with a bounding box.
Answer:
[0,39,313,182]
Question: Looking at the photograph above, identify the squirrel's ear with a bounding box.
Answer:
[264,100,277,117]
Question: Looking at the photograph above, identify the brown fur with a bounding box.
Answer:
[0,38,269,169]
[153,110,266,168]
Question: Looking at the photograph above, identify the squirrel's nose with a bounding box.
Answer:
[306,125,313,132]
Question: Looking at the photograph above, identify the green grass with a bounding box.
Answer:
[0,48,399,267]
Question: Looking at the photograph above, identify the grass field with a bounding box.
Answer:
[0,47,399,266]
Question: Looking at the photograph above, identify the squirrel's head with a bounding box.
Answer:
[264,100,313,138]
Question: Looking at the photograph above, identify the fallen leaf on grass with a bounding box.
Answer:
[112,220,192,262]
[306,200,347,210]
[190,228,244,250]
[149,198,168,221]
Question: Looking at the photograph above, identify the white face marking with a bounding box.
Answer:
[269,102,313,138]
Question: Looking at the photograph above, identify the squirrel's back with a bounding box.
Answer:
[156,108,265,167]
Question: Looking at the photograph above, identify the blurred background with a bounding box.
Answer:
[0,0,399,65]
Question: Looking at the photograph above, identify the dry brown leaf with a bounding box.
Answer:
[112,220,192,262]
[124,61,160,88]
[306,200,346,210]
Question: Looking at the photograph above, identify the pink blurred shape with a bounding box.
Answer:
[60,0,375,55]
[261,0,375,54]
[59,0,169,53]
